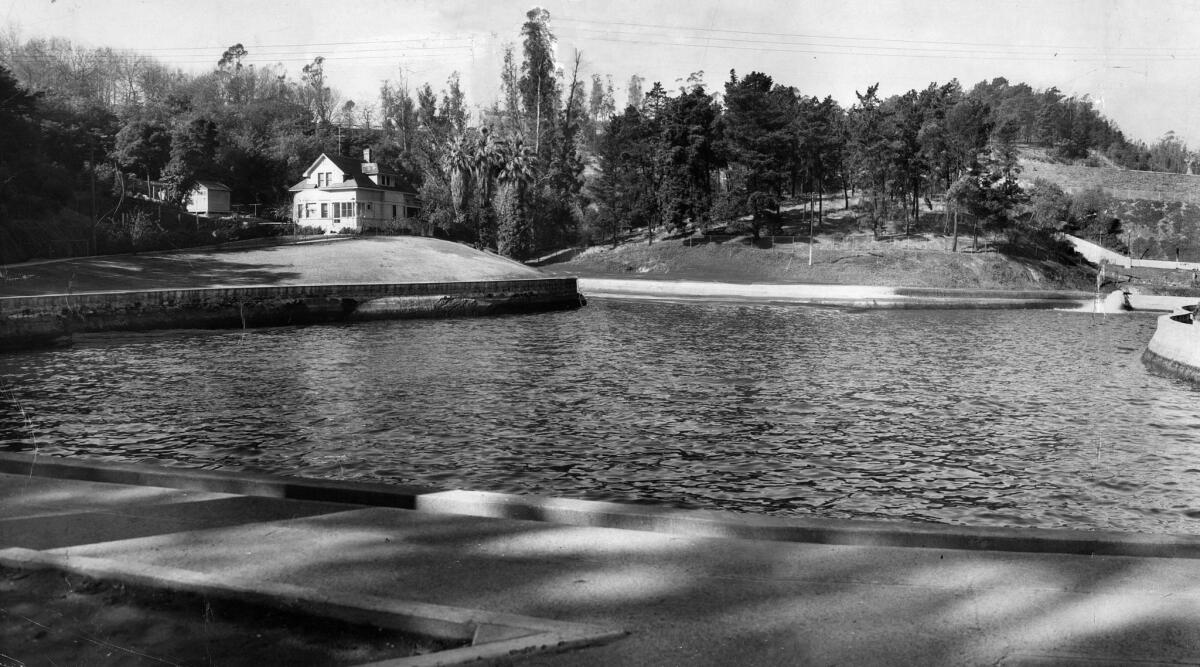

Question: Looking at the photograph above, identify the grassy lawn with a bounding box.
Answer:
[0,237,542,297]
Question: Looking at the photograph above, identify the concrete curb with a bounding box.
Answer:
[0,547,627,667]
[5,453,1200,559]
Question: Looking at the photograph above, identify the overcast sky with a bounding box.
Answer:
[7,0,1200,145]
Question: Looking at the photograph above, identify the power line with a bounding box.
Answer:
[4,50,476,65]
[7,35,477,54]
[555,15,1200,55]
[552,26,1200,63]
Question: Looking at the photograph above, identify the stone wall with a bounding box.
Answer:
[0,278,583,350]
[1021,162,1200,204]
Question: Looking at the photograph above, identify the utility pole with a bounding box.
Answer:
[90,146,97,255]
[808,193,815,267]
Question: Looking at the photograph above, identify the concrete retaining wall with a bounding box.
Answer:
[1021,162,1200,204]
[1144,311,1200,382]
[0,278,583,349]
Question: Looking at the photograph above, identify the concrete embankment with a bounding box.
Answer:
[579,278,1200,313]
[1144,309,1200,382]
[579,278,1096,309]
[0,278,583,349]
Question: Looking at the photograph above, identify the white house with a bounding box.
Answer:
[289,149,421,234]
[187,180,232,216]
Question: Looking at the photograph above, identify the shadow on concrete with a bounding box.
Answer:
[49,501,1200,667]
[0,253,304,296]
[0,495,356,550]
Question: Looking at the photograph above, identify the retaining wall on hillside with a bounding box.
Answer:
[0,278,583,349]
[1022,162,1200,204]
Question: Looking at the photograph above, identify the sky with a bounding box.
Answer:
[6,0,1200,145]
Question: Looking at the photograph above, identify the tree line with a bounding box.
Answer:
[0,12,1192,263]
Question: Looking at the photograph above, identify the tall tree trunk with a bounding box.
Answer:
[817,183,824,232]
[951,204,959,252]
[942,190,950,235]
[910,183,915,223]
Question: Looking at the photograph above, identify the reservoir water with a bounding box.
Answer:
[2,298,1197,534]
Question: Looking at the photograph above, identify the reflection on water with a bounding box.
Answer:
[1,299,1197,533]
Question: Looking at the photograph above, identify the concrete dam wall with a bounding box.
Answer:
[0,278,583,349]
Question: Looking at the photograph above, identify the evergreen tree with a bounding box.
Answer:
[518,7,559,163]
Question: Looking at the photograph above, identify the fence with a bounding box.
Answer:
[683,235,812,248]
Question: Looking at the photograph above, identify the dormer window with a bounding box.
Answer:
[317,173,326,187]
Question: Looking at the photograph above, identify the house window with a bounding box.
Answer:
[392,205,397,219]
[340,202,354,218]
[320,203,328,218]
[316,173,326,187]
[296,203,303,219]
[405,207,419,219]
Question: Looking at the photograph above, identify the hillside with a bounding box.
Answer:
[0,237,542,297]
[1015,146,1200,263]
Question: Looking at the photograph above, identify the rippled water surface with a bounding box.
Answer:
[2,299,1199,533]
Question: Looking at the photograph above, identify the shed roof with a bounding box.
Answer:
[195,180,232,191]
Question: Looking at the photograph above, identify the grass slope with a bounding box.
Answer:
[0,237,543,297]
[552,200,1095,291]
[552,237,1093,290]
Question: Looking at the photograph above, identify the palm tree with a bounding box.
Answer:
[471,128,505,248]
[494,137,536,258]
[446,130,478,240]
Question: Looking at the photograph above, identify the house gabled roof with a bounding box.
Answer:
[291,152,418,194]
[303,153,363,178]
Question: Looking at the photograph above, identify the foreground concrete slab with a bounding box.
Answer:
[4,460,1200,665]
[41,505,1200,666]
[0,547,626,667]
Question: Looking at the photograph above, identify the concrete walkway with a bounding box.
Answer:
[4,455,1200,666]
